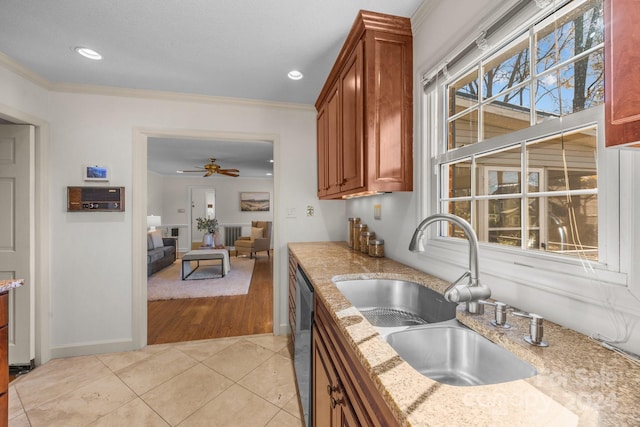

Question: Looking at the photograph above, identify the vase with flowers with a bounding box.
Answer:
[196,217,219,247]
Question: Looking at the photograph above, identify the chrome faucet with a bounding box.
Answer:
[409,213,491,314]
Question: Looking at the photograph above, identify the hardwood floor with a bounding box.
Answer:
[147,254,273,345]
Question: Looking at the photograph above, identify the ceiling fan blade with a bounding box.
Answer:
[219,168,240,173]
[181,169,204,173]
[203,170,214,177]
[219,171,239,177]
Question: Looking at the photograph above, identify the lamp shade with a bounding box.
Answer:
[147,215,161,230]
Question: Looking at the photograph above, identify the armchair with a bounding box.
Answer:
[234,221,272,258]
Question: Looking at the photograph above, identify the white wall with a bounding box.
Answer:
[159,174,274,249]
[0,61,346,360]
[159,175,273,226]
[346,0,640,355]
[147,171,164,217]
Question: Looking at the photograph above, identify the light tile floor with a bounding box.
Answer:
[8,334,304,427]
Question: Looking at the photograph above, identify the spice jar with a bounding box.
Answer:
[353,223,367,251]
[360,231,375,254]
[369,239,385,257]
[347,217,360,248]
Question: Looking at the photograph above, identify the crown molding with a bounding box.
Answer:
[52,83,315,111]
[411,0,438,32]
[0,52,314,112]
[0,51,53,90]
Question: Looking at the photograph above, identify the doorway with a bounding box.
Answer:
[189,187,216,249]
[0,110,51,366]
[0,124,35,368]
[137,129,279,346]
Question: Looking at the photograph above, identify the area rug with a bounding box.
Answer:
[148,257,255,301]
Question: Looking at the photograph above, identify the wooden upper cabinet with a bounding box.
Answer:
[605,0,640,148]
[339,41,365,194]
[316,83,342,197]
[316,10,413,198]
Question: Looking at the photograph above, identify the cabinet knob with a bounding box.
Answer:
[327,384,339,395]
[331,397,344,409]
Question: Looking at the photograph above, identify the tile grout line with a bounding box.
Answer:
[9,334,297,427]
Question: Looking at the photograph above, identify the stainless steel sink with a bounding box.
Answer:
[385,324,537,386]
[335,279,457,330]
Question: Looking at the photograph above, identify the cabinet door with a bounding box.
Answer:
[326,83,342,195]
[313,329,339,427]
[288,254,297,343]
[317,104,329,197]
[337,396,360,427]
[605,0,640,148]
[364,30,413,189]
[340,40,365,193]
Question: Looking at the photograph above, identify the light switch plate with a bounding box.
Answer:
[374,204,382,220]
[306,205,314,216]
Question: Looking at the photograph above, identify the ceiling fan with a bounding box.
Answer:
[180,158,240,177]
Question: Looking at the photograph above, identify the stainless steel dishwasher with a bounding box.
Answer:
[294,266,313,427]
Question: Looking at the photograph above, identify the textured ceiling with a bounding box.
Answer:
[0,0,424,105]
[0,0,424,176]
[147,137,274,178]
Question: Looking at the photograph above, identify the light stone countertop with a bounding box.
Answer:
[0,279,23,293]
[288,241,640,427]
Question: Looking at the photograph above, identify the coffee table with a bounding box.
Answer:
[181,249,231,280]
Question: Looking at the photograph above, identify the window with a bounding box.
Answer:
[434,0,607,263]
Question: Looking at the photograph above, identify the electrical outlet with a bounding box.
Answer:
[374,204,382,220]
[286,208,297,218]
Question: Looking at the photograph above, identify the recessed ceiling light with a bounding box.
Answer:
[269,159,274,163]
[266,173,273,176]
[287,70,303,80]
[176,170,184,174]
[75,47,102,60]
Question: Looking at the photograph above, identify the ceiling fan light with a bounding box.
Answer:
[75,47,102,60]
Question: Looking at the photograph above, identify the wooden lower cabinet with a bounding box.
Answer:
[288,252,298,344]
[313,327,359,427]
[313,297,398,427]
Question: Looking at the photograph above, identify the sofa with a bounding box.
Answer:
[147,230,177,276]
[234,221,272,258]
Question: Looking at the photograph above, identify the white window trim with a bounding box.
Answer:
[417,0,636,318]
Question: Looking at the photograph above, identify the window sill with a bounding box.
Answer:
[417,237,633,312]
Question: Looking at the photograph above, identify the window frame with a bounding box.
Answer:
[419,0,628,299]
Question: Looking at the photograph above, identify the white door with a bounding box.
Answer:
[190,187,215,246]
[0,125,35,366]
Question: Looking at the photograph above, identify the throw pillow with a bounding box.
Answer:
[149,230,164,248]
[250,227,264,241]
[147,233,155,250]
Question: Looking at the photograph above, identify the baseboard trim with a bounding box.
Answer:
[50,339,138,360]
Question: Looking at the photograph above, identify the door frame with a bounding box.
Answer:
[132,128,281,348]
[188,186,217,248]
[0,103,51,365]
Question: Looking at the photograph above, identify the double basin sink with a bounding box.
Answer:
[335,279,537,387]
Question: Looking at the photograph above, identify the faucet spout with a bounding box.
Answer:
[409,213,490,314]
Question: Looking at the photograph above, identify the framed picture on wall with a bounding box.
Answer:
[83,165,109,181]
[240,192,270,212]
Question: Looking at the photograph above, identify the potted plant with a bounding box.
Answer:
[196,217,219,247]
